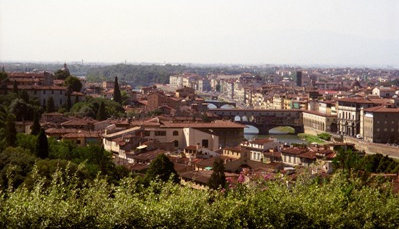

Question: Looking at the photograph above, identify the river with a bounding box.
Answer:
[244,125,306,145]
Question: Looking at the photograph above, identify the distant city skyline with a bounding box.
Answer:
[1,0,398,67]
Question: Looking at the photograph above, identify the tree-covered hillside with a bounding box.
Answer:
[85,64,253,86]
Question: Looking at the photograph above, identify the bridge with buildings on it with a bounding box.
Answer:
[208,109,303,134]
[204,100,236,108]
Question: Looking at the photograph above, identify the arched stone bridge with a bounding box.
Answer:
[208,109,304,134]
[204,100,236,108]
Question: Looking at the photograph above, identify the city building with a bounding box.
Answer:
[362,106,399,143]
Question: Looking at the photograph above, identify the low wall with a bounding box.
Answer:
[343,137,399,159]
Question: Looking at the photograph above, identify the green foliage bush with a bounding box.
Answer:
[0,171,398,228]
[70,97,124,119]
[317,132,331,141]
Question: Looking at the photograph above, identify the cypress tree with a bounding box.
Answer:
[5,114,17,147]
[13,80,18,94]
[66,92,72,111]
[31,112,41,135]
[208,158,226,189]
[36,128,48,159]
[96,101,106,121]
[46,96,55,113]
[20,90,29,103]
[145,154,179,183]
[113,76,122,104]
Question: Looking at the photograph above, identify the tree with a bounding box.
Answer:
[332,148,362,177]
[46,97,55,113]
[0,67,7,81]
[113,76,122,104]
[12,80,18,94]
[0,147,36,190]
[30,112,41,135]
[5,114,17,147]
[96,101,106,121]
[65,76,82,92]
[208,158,226,189]
[145,154,178,183]
[66,92,72,111]
[20,90,29,103]
[54,64,70,80]
[9,98,29,121]
[36,128,49,159]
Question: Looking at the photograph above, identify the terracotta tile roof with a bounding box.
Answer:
[281,147,308,155]
[45,128,79,135]
[8,72,51,78]
[71,91,84,96]
[298,151,316,160]
[364,106,399,113]
[195,157,217,168]
[185,145,198,151]
[338,98,374,104]
[131,150,165,161]
[179,170,212,184]
[7,85,67,90]
[61,118,96,126]
[62,131,102,138]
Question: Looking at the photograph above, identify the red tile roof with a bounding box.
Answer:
[364,106,399,113]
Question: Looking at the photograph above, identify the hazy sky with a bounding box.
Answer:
[1,0,398,66]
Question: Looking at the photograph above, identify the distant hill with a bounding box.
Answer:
[85,64,255,87]
[1,62,275,87]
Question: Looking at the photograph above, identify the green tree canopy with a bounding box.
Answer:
[5,114,17,147]
[12,80,18,94]
[66,92,72,111]
[46,97,56,113]
[96,101,106,121]
[0,147,36,189]
[145,154,178,183]
[30,112,41,135]
[70,97,124,119]
[208,158,226,189]
[113,76,122,104]
[65,76,82,92]
[36,129,48,159]
[54,69,70,80]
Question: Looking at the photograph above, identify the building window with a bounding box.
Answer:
[155,131,166,136]
[174,140,178,147]
[60,99,62,105]
[202,139,209,148]
[173,130,179,136]
[43,90,46,94]
[144,131,150,136]
[52,90,54,94]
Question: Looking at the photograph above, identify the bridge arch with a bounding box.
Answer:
[220,104,235,109]
[234,115,241,122]
[207,103,217,109]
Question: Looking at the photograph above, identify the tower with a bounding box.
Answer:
[296,71,302,87]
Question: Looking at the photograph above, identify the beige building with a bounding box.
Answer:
[303,110,337,135]
[337,98,378,137]
[362,106,399,144]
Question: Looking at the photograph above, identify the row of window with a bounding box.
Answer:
[32,90,64,95]
[145,130,180,137]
